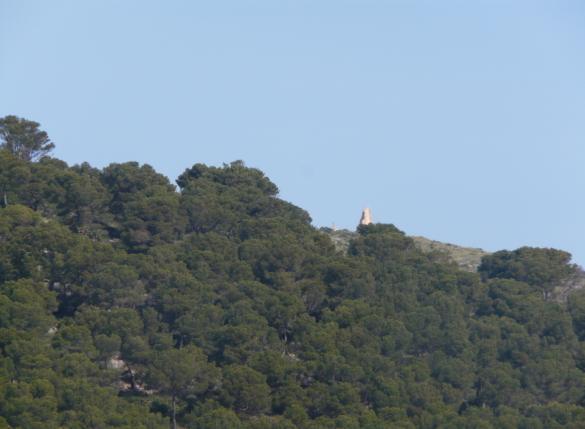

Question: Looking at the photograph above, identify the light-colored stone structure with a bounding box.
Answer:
[360,208,372,225]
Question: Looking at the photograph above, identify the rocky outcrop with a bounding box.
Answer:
[107,354,126,370]
[553,266,585,303]
[323,228,356,253]
[411,236,489,272]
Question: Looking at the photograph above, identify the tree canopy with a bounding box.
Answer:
[0,116,55,161]
[1,115,585,428]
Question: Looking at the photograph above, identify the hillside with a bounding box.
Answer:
[323,228,488,272]
[410,236,489,272]
[2,117,585,429]
[324,229,585,304]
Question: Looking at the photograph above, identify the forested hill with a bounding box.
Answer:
[323,229,489,273]
[2,116,585,429]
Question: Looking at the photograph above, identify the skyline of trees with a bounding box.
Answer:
[1,115,584,428]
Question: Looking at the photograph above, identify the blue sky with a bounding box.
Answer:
[1,1,584,264]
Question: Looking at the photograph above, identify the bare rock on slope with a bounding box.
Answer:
[554,266,585,303]
[321,228,489,272]
[411,236,489,272]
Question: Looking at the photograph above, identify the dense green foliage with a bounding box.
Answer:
[2,117,585,428]
[0,116,54,163]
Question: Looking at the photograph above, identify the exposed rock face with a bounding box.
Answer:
[553,266,585,303]
[322,228,355,253]
[411,236,489,272]
[107,354,126,370]
[360,208,372,225]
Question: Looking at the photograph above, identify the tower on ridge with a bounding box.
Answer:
[360,208,372,226]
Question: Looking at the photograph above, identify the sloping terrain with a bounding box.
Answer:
[411,236,489,272]
[323,228,488,272]
[2,119,585,428]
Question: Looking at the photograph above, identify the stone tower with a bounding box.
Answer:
[360,208,372,225]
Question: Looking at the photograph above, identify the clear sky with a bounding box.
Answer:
[1,1,584,265]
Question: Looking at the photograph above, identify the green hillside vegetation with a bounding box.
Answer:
[323,229,488,273]
[2,116,585,428]
[410,237,488,273]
